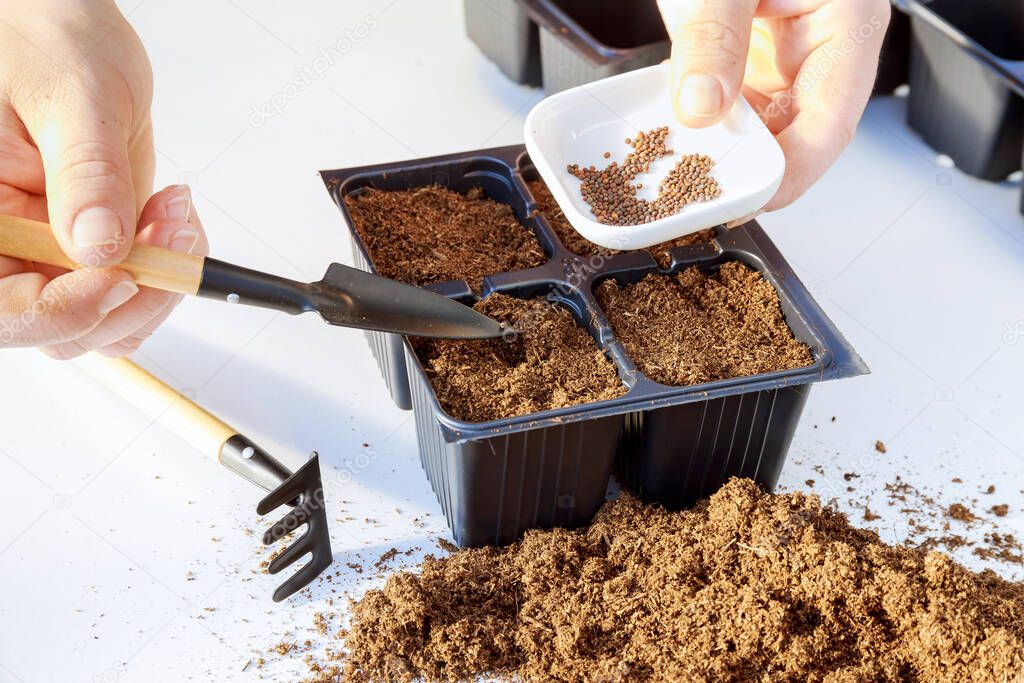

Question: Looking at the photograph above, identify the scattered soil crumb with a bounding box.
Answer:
[304,479,1024,682]
[804,479,814,487]
[974,534,1024,566]
[952,477,963,483]
[260,547,286,574]
[992,504,1010,517]
[879,476,1019,570]
[947,503,977,523]
[863,506,881,521]
[273,642,294,656]
[984,484,996,494]
[919,534,972,553]
[345,185,546,292]
[374,549,398,571]
[413,294,626,422]
[596,262,813,386]
[435,538,459,554]
[526,177,714,264]
[875,440,887,453]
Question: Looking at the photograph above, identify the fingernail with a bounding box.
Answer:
[165,189,192,223]
[72,207,123,248]
[97,281,139,316]
[169,229,199,253]
[678,74,724,119]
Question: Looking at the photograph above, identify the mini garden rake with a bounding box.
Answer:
[76,355,334,602]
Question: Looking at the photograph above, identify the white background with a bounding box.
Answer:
[1,1,1022,681]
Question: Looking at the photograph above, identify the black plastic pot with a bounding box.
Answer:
[323,146,867,546]
[874,2,911,95]
[463,0,542,86]
[907,0,1024,180]
[519,0,670,94]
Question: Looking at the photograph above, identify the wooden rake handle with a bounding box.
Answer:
[74,354,237,460]
[75,354,295,491]
[0,213,204,295]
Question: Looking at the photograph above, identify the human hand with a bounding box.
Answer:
[0,185,210,358]
[659,0,890,209]
[0,0,207,358]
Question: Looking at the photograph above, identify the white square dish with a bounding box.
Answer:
[524,63,785,250]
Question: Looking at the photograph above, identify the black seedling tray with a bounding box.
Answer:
[323,146,867,547]
[463,0,542,86]
[907,0,1024,180]
[521,0,670,94]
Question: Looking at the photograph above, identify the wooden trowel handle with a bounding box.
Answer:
[0,213,204,295]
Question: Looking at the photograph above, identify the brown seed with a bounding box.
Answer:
[567,126,720,226]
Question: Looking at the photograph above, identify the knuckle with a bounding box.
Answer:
[675,19,746,62]
[41,340,90,361]
[54,140,132,192]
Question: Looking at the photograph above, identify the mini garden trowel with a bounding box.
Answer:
[0,213,502,339]
[75,354,333,602]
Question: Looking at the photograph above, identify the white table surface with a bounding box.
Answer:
[1,1,1022,681]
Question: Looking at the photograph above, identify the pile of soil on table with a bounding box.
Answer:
[344,186,546,291]
[412,293,626,422]
[526,178,715,266]
[596,261,814,386]
[305,478,1024,682]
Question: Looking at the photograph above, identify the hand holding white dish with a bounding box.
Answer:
[524,64,785,251]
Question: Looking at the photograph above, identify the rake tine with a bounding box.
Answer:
[257,483,304,516]
[263,507,309,545]
[272,550,334,603]
[76,357,336,603]
[255,453,334,601]
[267,532,313,575]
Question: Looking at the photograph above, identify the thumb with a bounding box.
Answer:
[659,0,758,127]
[21,85,137,268]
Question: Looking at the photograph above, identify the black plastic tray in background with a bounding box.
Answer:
[464,0,914,99]
[463,0,541,86]
[874,2,911,95]
[322,146,867,547]
[521,0,670,94]
[907,0,1024,181]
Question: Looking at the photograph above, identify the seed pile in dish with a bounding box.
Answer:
[526,177,715,265]
[344,186,546,291]
[596,261,813,386]
[567,126,721,226]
